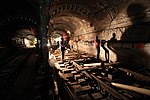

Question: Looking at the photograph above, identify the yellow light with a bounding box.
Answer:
[67,30,71,34]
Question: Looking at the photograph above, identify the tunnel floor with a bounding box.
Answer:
[49,49,150,100]
[0,49,54,100]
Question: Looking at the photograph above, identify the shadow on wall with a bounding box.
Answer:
[121,3,148,41]
[112,3,150,67]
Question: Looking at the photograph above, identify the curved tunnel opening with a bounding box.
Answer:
[47,1,150,67]
[48,11,96,53]
[0,0,39,50]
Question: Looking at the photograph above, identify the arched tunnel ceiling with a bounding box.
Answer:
[0,0,38,19]
[47,0,124,37]
[0,0,39,32]
[48,0,149,38]
[51,16,94,34]
[0,0,149,41]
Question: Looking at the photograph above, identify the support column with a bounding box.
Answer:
[38,2,55,99]
[38,0,49,67]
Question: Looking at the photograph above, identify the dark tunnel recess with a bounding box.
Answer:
[0,0,39,49]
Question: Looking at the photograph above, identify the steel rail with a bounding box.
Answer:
[91,74,129,100]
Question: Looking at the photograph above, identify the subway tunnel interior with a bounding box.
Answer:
[48,0,150,68]
[0,0,149,67]
[0,0,150,100]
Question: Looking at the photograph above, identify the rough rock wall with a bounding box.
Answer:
[75,0,150,67]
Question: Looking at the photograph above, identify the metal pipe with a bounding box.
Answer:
[83,63,101,66]
[80,62,120,71]
[111,82,150,96]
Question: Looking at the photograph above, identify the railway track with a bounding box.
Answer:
[52,51,150,100]
[0,48,34,98]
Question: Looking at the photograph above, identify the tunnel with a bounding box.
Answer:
[47,0,150,67]
[0,0,150,100]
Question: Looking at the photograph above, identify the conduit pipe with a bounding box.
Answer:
[111,82,150,96]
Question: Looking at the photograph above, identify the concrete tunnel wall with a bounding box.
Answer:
[73,0,150,67]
